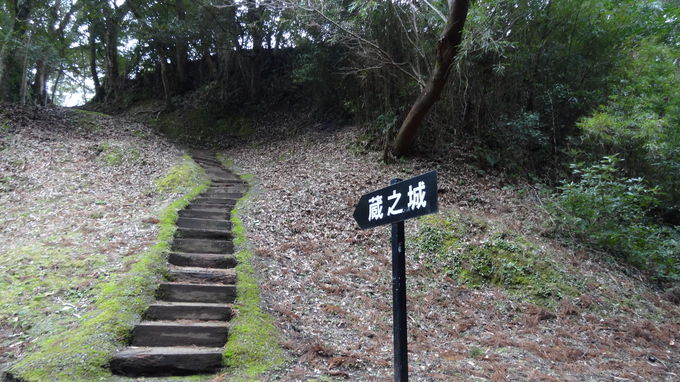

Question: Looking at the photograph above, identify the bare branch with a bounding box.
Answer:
[422,0,447,24]
[297,3,425,88]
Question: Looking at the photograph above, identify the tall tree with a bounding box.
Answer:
[0,0,33,102]
[391,0,470,156]
[174,0,189,91]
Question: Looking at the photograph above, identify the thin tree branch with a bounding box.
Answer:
[422,0,447,23]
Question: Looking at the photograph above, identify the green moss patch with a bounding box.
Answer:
[71,109,109,133]
[73,109,111,118]
[218,156,284,379]
[97,143,141,166]
[0,242,106,343]
[155,155,206,194]
[415,210,582,306]
[8,157,209,381]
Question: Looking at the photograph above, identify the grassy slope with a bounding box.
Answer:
[7,157,209,381]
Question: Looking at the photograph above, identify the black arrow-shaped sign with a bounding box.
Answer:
[353,171,438,230]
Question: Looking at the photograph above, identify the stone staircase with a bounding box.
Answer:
[109,154,246,377]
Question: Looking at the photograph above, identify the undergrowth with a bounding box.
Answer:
[414,210,583,307]
[217,155,284,380]
[549,156,680,282]
[152,108,255,144]
[7,156,209,381]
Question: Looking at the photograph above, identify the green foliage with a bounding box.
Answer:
[8,156,209,381]
[415,211,580,305]
[217,157,284,379]
[550,156,680,281]
[578,40,680,203]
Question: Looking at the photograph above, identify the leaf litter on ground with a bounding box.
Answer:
[0,103,184,372]
[222,114,680,381]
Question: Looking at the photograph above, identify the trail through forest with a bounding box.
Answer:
[1,105,679,381]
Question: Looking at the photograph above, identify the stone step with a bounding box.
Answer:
[210,177,241,183]
[207,173,232,180]
[175,227,233,240]
[203,190,240,197]
[168,252,237,268]
[131,321,229,347]
[186,203,232,211]
[207,185,244,191]
[212,179,245,185]
[146,301,233,321]
[172,238,233,253]
[169,266,236,284]
[193,157,221,165]
[158,282,236,303]
[110,346,224,377]
[178,209,229,220]
[202,192,243,199]
[193,197,239,205]
[176,217,231,231]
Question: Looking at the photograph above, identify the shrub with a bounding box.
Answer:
[551,155,680,281]
[578,40,680,205]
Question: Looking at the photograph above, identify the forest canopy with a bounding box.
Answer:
[1,0,678,211]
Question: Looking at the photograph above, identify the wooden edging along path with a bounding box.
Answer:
[109,154,247,377]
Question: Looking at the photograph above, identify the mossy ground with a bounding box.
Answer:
[6,157,209,381]
[72,109,110,133]
[217,156,284,380]
[97,143,141,166]
[155,156,208,194]
[414,209,584,307]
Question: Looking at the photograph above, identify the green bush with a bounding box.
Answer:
[551,156,680,281]
[578,40,680,204]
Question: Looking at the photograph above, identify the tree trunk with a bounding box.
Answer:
[0,23,15,96]
[89,23,104,101]
[155,44,172,110]
[19,33,31,105]
[103,19,120,100]
[50,69,62,104]
[32,58,47,105]
[175,0,189,91]
[391,0,470,156]
[1,0,32,102]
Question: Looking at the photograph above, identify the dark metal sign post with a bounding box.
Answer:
[353,171,438,382]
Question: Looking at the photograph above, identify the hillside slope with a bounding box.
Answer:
[222,117,680,381]
[0,104,186,374]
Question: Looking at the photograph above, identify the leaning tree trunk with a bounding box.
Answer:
[392,0,470,156]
